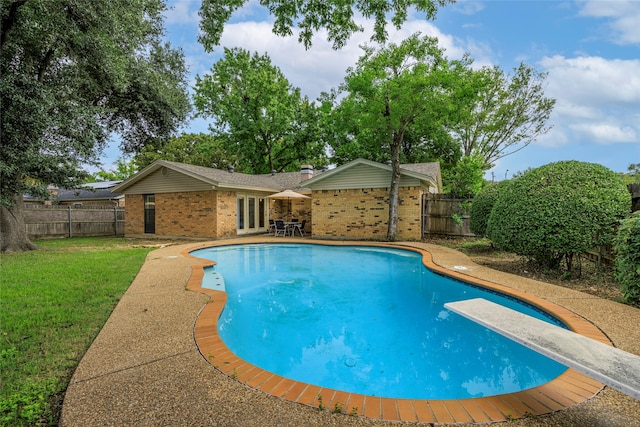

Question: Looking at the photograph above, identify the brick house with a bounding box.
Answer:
[304,158,441,240]
[112,158,441,240]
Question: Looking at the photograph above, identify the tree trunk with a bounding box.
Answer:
[0,194,38,253]
[387,135,402,242]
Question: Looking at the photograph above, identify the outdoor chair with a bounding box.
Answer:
[292,219,306,237]
[268,219,276,235]
[274,219,287,237]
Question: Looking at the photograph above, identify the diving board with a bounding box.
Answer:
[444,298,640,401]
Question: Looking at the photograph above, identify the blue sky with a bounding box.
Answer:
[101,0,639,180]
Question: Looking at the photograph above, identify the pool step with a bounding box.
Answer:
[202,269,226,291]
[445,298,640,400]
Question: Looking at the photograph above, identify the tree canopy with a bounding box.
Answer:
[194,47,328,174]
[0,0,190,252]
[322,34,454,240]
[134,133,235,170]
[447,63,555,169]
[198,0,454,50]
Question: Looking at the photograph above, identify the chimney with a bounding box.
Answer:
[300,165,313,181]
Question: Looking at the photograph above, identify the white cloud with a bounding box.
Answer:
[164,0,199,25]
[535,54,640,147]
[579,0,640,44]
[569,122,637,143]
[450,1,485,16]
[216,16,473,100]
[540,55,640,106]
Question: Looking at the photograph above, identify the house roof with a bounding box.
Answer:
[302,158,441,190]
[24,181,124,203]
[111,158,442,194]
[111,160,313,194]
[57,187,124,202]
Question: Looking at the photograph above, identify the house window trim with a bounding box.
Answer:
[236,193,268,235]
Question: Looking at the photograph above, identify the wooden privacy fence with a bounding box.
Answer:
[24,206,125,239]
[422,194,474,237]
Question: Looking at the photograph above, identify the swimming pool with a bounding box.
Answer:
[191,243,568,400]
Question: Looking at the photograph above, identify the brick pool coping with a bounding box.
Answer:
[181,239,609,424]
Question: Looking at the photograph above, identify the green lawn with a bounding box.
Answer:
[0,237,156,426]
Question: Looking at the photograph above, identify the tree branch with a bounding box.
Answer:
[1,0,28,48]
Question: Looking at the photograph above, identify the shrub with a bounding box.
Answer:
[469,180,509,237]
[613,212,640,305]
[486,161,630,272]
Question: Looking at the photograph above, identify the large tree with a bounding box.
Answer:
[324,34,455,241]
[193,47,327,174]
[198,0,454,50]
[0,0,190,252]
[447,63,555,169]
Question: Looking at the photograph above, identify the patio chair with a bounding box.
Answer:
[292,219,306,237]
[268,219,276,235]
[274,219,287,237]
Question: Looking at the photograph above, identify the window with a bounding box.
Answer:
[237,196,245,230]
[144,194,155,234]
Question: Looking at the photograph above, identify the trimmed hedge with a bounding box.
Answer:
[469,180,509,237]
[486,161,630,271]
[614,212,640,305]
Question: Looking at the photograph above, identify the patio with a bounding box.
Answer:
[59,237,640,426]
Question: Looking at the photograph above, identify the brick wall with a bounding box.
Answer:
[124,191,237,239]
[155,191,217,238]
[215,191,237,238]
[124,194,144,235]
[311,187,423,240]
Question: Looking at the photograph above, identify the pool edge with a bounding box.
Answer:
[181,239,608,424]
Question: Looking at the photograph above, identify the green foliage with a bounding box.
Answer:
[619,163,640,185]
[325,35,461,167]
[324,34,458,240]
[134,133,236,170]
[444,153,486,197]
[89,157,138,182]
[0,377,60,426]
[447,63,555,169]
[470,180,509,237]
[0,238,154,425]
[0,0,189,205]
[194,48,327,174]
[198,0,453,50]
[1,0,189,251]
[486,161,630,272]
[613,212,640,305]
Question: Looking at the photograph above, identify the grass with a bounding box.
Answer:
[0,237,156,426]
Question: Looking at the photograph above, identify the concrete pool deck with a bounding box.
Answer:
[60,237,640,426]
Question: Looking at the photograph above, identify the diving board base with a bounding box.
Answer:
[444,298,640,401]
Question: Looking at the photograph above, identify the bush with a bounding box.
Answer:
[469,180,509,237]
[613,212,640,305]
[486,161,630,272]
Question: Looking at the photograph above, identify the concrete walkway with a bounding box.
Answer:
[60,237,640,426]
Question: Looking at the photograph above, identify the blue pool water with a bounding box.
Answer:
[192,243,568,400]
